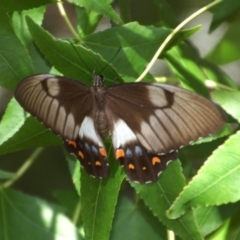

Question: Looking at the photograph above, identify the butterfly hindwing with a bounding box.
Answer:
[65,138,108,178]
[109,117,177,183]
[115,142,178,183]
[66,116,109,178]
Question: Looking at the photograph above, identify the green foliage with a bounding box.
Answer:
[0,0,240,239]
[0,188,82,240]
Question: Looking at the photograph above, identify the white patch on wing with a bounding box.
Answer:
[56,106,66,133]
[47,78,60,96]
[47,98,59,126]
[154,110,176,146]
[29,85,41,110]
[126,148,132,157]
[37,74,54,82]
[64,113,76,139]
[139,121,161,152]
[42,96,52,121]
[112,119,137,148]
[135,146,143,156]
[73,125,80,139]
[91,145,98,155]
[136,133,152,151]
[146,85,168,107]
[79,116,103,146]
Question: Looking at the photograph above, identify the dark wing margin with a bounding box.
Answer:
[113,125,178,183]
[64,115,109,178]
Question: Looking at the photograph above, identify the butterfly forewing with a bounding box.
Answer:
[15,74,109,178]
[15,75,91,138]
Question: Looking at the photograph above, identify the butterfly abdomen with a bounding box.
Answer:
[91,86,111,139]
[95,109,110,139]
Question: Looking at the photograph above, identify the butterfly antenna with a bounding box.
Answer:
[98,47,121,76]
[71,41,121,81]
[70,41,92,74]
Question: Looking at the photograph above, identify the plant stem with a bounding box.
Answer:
[2,148,43,188]
[72,197,82,225]
[135,0,222,82]
[57,2,82,42]
[167,229,175,240]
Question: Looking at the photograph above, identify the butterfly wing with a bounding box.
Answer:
[105,83,225,183]
[15,74,108,178]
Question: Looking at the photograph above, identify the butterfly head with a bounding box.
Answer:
[92,75,104,89]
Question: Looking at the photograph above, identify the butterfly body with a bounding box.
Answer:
[15,74,225,184]
[90,77,111,140]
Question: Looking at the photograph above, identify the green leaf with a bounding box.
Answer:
[195,202,240,237]
[76,6,102,38]
[0,98,29,146]
[165,44,209,96]
[12,7,50,74]
[208,220,231,240]
[131,161,203,240]
[0,170,15,179]
[53,190,79,221]
[207,19,240,64]
[164,42,237,97]
[12,6,46,47]
[80,149,124,240]
[1,0,57,11]
[226,211,240,239]
[84,23,197,82]
[200,61,237,89]
[210,0,240,31]
[0,188,82,240]
[0,8,34,90]
[26,17,122,86]
[193,124,233,145]
[68,0,123,25]
[111,195,167,240]
[168,132,240,219]
[66,151,81,195]
[0,116,62,155]
[212,90,240,122]
[26,18,200,84]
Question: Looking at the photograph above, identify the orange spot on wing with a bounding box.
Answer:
[99,148,107,157]
[115,149,125,159]
[78,151,84,159]
[68,140,77,148]
[152,156,161,165]
[95,161,101,166]
[128,163,135,170]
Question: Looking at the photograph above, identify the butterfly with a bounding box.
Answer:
[14,74,225,184]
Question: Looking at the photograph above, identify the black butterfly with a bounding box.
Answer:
[15,74,225,184]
